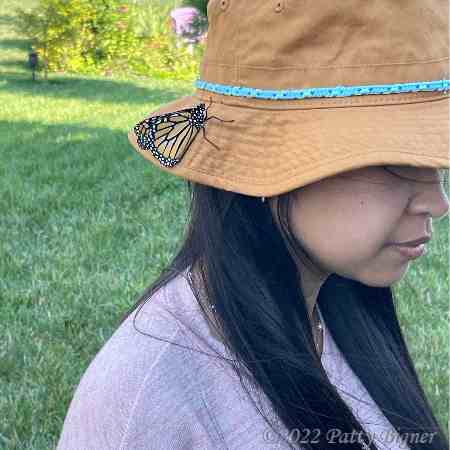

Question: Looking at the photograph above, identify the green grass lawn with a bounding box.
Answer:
[0,1,448,449]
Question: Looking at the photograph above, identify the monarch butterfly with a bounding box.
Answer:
[133,96,234,168]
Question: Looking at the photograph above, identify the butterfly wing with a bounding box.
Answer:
[134,107,203,168]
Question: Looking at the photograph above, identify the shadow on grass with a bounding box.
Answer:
[0,14,19,27]
[0,58,29,70]
[0,36,31,52]
[0,118,183,217]
[0,68,196,105]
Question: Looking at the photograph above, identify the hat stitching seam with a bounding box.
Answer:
[202,56,448,70]
[127,135,448,187]
[174,151,449,186]
[196,92,446,104]
[194,91,448,110]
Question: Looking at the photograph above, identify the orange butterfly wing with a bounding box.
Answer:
[134,106,205,167]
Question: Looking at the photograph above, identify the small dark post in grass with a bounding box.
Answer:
[29,50,38,81]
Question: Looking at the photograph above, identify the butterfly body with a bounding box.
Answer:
[132,98,234,168]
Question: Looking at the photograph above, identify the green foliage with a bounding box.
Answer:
[13,0,204,80]
[14,0,141,75]
[127,0,205,81]
[129,26,204,81]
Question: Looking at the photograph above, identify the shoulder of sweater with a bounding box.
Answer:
[131,267,231,360]
[56,270,233,450]
[79,267,233,396]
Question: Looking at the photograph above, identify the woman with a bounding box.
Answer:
[56,0,449,449]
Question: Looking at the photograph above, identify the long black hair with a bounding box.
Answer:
[118,167,449,450]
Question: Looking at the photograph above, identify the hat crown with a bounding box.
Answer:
[201,0,449,89]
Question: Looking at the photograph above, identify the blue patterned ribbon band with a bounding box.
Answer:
[195,78,450,100]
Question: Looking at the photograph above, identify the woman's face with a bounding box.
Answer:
[270,165,449,287]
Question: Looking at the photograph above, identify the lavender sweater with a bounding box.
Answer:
[56,269,410,450]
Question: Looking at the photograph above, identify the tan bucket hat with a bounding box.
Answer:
[127,0,450,198]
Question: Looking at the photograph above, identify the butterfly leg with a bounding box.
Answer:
[202,126,221,151]
[204,96,235,123]
[205,116,235,123]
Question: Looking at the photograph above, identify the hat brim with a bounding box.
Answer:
[127,90,449,197]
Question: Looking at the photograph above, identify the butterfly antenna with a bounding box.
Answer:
[205,96,213,113]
